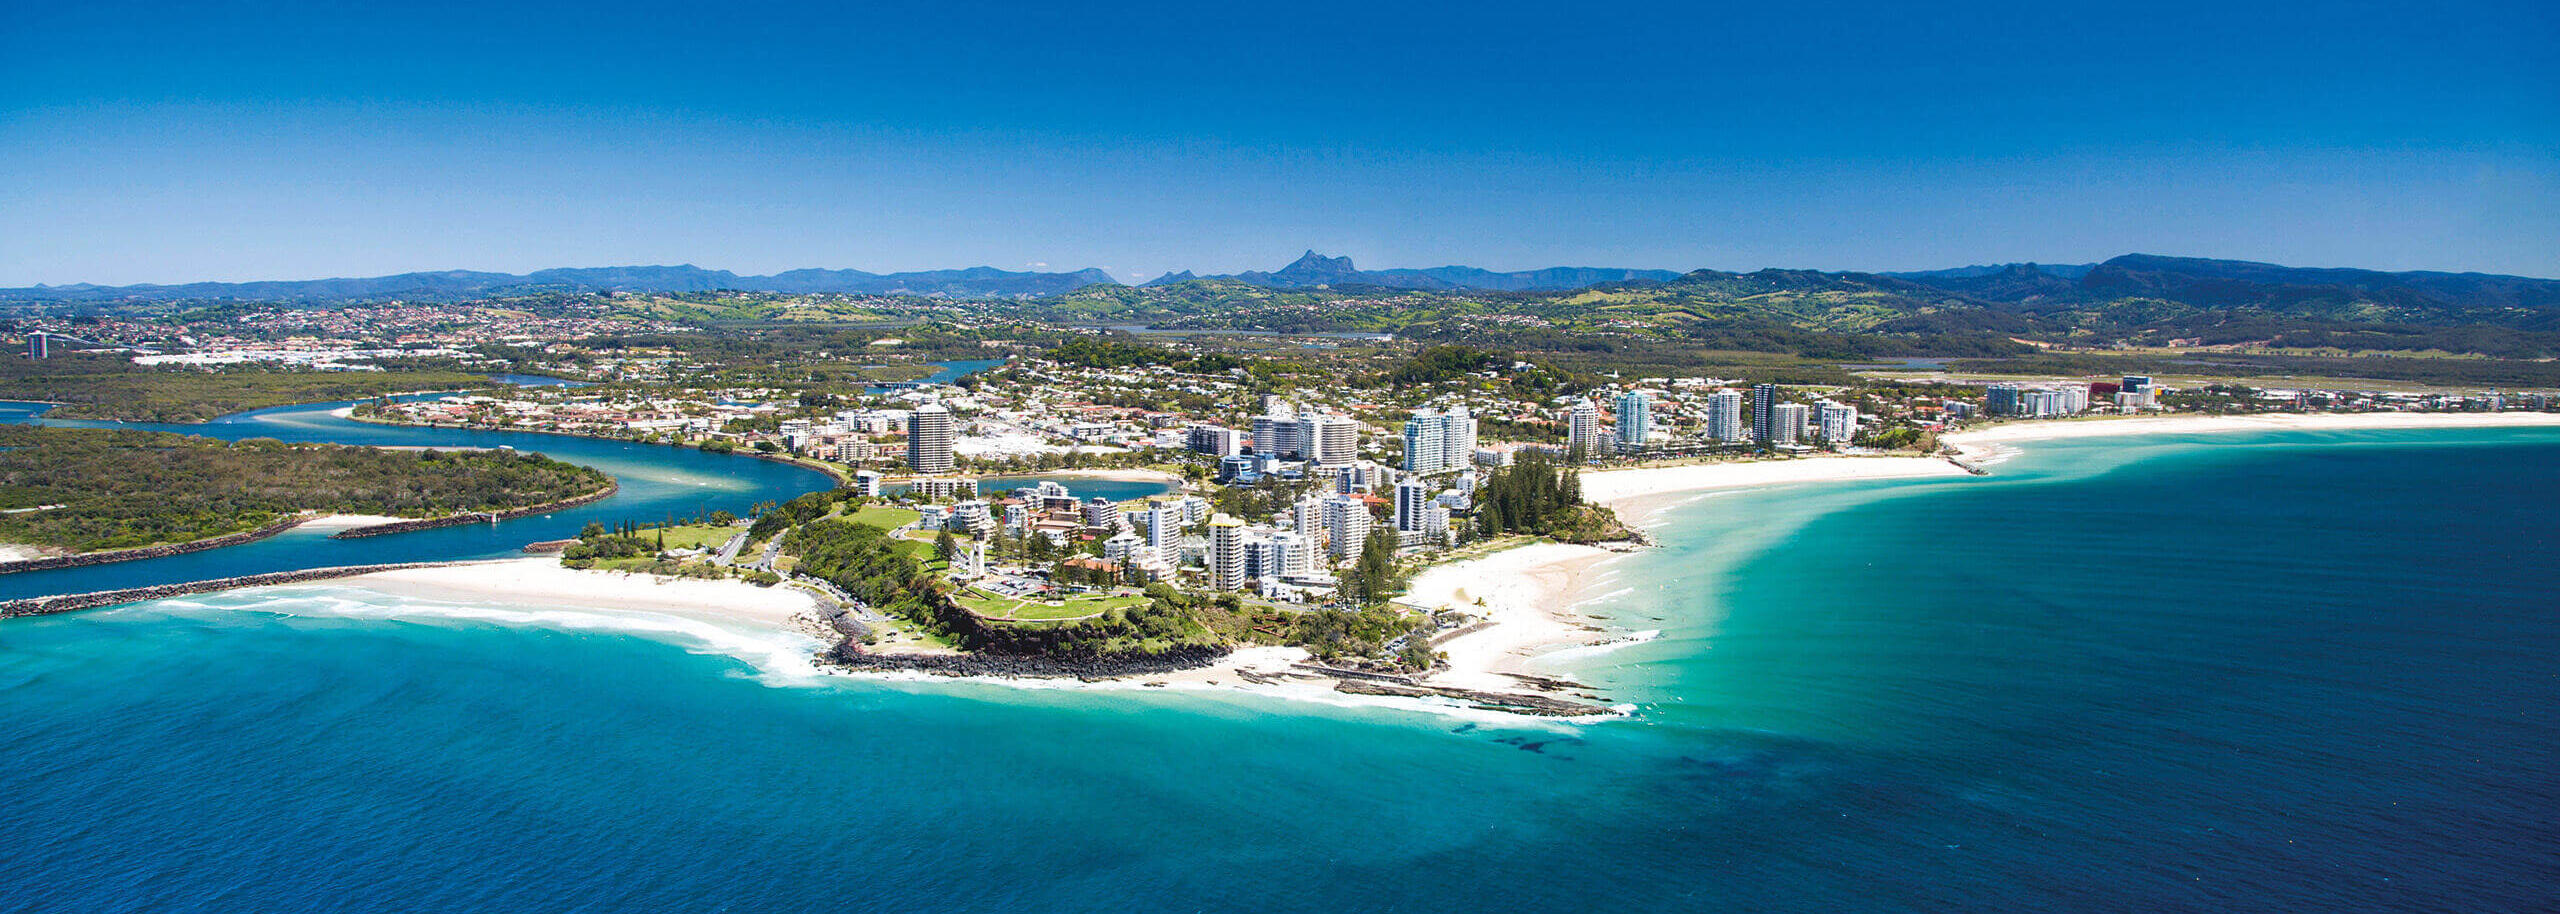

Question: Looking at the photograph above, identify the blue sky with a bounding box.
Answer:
[3,0,2554,285]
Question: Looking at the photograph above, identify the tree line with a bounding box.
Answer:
[0,427,613,552]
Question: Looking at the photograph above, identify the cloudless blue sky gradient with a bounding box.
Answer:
[3,0,2554,284]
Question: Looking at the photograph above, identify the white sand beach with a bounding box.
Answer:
[337,557,818,627]
[301,411,2558,717]
[294,513,414,530]
[1580,456,1970,523]
[1410,410,2560,700]
[1403,542,1619,692]
[1941,410,2560,457]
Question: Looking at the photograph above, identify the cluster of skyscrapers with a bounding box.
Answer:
[1400,406,1478,475]
[1985,383,2091,418]
[1547,383,1858,457]
[1252,402,1359,468]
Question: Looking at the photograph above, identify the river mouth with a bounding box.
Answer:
[0,397,838,602]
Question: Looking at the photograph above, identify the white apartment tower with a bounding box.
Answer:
[1614,390,1651,451]
[1566,399,1603,459]
[1307,414,1359,468]
[1400,406,1477,475]
[907,402,956,475]
[1266,531,1311,578]
[1324,495,1370,564]
[1707,390,1747,443]
[1207,513,1248,592]
[1139,501,1182,566]
[1769,402,1808,446]
[1291,493,1331,556]
[1816,401,1859,444]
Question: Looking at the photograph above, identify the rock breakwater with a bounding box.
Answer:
[0,517,309,576]
[0,561,479,617]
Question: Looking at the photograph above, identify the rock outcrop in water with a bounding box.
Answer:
[822,641,1230,680]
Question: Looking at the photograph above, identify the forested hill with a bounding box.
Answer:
[1890,255,2560,317]
[1165,250,1683,291]
[1030,254,2560,358]
[0,427,614,553]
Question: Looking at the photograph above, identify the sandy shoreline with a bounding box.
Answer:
[1403,543,1621,692]
[1402,458,1972,697]
[1582,455,1970,527]
[256,411,2560,718]
[333,557,818,627]
[295,513,414,530]
[1410,410,2560,702]
[1940,410,2560,457]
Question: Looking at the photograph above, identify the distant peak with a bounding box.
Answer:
[1274,251,1358,281]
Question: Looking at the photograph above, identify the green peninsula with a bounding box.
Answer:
[0,426,613,554]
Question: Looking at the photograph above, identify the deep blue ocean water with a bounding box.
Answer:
[4,425,2556,912]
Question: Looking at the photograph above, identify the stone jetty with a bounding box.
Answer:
[0,561,479,618]
[0,517,309,576]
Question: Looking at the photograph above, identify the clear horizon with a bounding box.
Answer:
[4,0,2554,286]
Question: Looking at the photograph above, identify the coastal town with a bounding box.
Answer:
[8,293,2560,712]
[15,4,2558,908]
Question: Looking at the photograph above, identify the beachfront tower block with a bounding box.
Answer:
[1708,390,1746,443]
[1208,513,1248,591]
[1614,391,1651,451]
[1567,399,1603,460]
[1750,384,1780,443]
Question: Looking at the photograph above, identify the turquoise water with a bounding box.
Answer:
[868,357,1007,393]
[978,473,1180,502]
[4,426,2557,911]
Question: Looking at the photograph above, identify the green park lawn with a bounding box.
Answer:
[955,586,1147,623]
[845,504,922,530]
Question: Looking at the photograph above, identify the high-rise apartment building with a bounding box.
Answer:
[1707,390,1746,443]
[1566,399,1602,459]
[1816,401,1859,443]
[1324,495,1370,564]
[1393,478,1433,532]
[906,402,956,475]
[1306,414,1359,468]
[1769,402,1807,446]
[1614,391,1651,451]
[1750,384,1780,443]
[1400,406,1477,475]
[1207,513,1248,591]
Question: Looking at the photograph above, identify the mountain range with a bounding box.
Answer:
[1151,251,1685,291]
[5,254,2555,320]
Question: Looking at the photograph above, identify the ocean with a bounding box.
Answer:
[4,425,2555,912]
